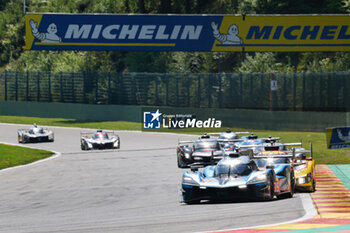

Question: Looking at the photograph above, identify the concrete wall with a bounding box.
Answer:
[0,101,348,131]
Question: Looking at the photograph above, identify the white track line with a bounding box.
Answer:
[0,141,61,173]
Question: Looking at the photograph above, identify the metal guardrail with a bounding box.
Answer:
[0,71,349,111]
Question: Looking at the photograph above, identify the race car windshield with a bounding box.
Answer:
[194,141,220,150]
[255,158,290,168]
[219,133,237,140]
[93,133,108,140]
[215,163,252,176]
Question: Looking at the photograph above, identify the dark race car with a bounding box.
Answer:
[177,134,224,168]
[181,150,295,204]
[80,129,120,150]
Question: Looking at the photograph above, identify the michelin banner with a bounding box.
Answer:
[326,126,350,149]
[25,13,350,52]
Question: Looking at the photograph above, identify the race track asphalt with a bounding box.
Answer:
[0,124,308,233]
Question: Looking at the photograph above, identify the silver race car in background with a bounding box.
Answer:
[177,134,224,168]
[18,124,54,143]
[81,129,120,150]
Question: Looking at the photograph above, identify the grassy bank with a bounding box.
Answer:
[0,115,349,164]
[0,144,53,170]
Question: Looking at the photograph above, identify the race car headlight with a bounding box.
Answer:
[184,153,191,159]
[87,142,93,148]
[182,176,198,186]
[297,173,312,184]
[248,174,268,184]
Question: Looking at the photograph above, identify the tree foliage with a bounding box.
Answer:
[0,0,350,73]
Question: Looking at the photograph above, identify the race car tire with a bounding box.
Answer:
[265,173,275,201]
[182,190,200,204]
[278,172,295,199]
[81,142,88,150]
[177,154,188,168]
[311,179,316,192]
[18,135,22,143]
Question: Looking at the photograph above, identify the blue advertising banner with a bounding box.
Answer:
[326,126,350,149]
[25,13,350,52]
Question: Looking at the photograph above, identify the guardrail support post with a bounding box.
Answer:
[4,70,7,101]
[48,71,52,102]
[37,71,40,101]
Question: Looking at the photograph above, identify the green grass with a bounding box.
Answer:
[0,115,349,165]
[0,144,53,170]
[0,115,140,130]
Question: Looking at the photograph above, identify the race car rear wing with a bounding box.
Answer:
[80,130,117,137]
[207,131,249,136]
[283,142,302,147]
[178,140,195,144]
[17,128,50,133]
[217,139,243,143]
[294,142,313,159]
[253,148,296,160]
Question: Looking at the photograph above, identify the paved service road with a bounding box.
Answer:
[0,124,306,233]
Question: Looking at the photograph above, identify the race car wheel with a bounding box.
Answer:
[279,172,295,199]
[265,174,275,201]
[81,142,88,150]
[177,154,188,168]
[18,135,22,143]
[311,179,316,192]
[182,190,200,204]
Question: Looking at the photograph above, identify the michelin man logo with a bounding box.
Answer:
[30,20,62,43]
[211,22,243,45]
[337,129,350,142]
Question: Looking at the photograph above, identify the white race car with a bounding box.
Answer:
[18,124,54,143]
[81,130,120,150]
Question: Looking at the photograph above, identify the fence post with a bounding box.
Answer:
[311,73,314,110]
[165,77,169,106]
[15,71,18,101]
[218,74,222,108]
[187,77,191,107]
[72,72,75,103]
[319,73,324,110]
[239,73,243,108]
[343,72,347,111]
[302,73,306,111]
[83,72,87,104]
[119,73,123,105]
[48,71,52,102]
[155,76,159,106]
[176,76,179,107]
[108,72,111,104]
[197,76,200,107]
[292,73,296,111]
[26,70,29,101]
[37,71,40,101]
[95,72,98,104]
[250,73,253,108]
[60,72,64,102]
[207,75,211,108]
[4,70,7,101]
